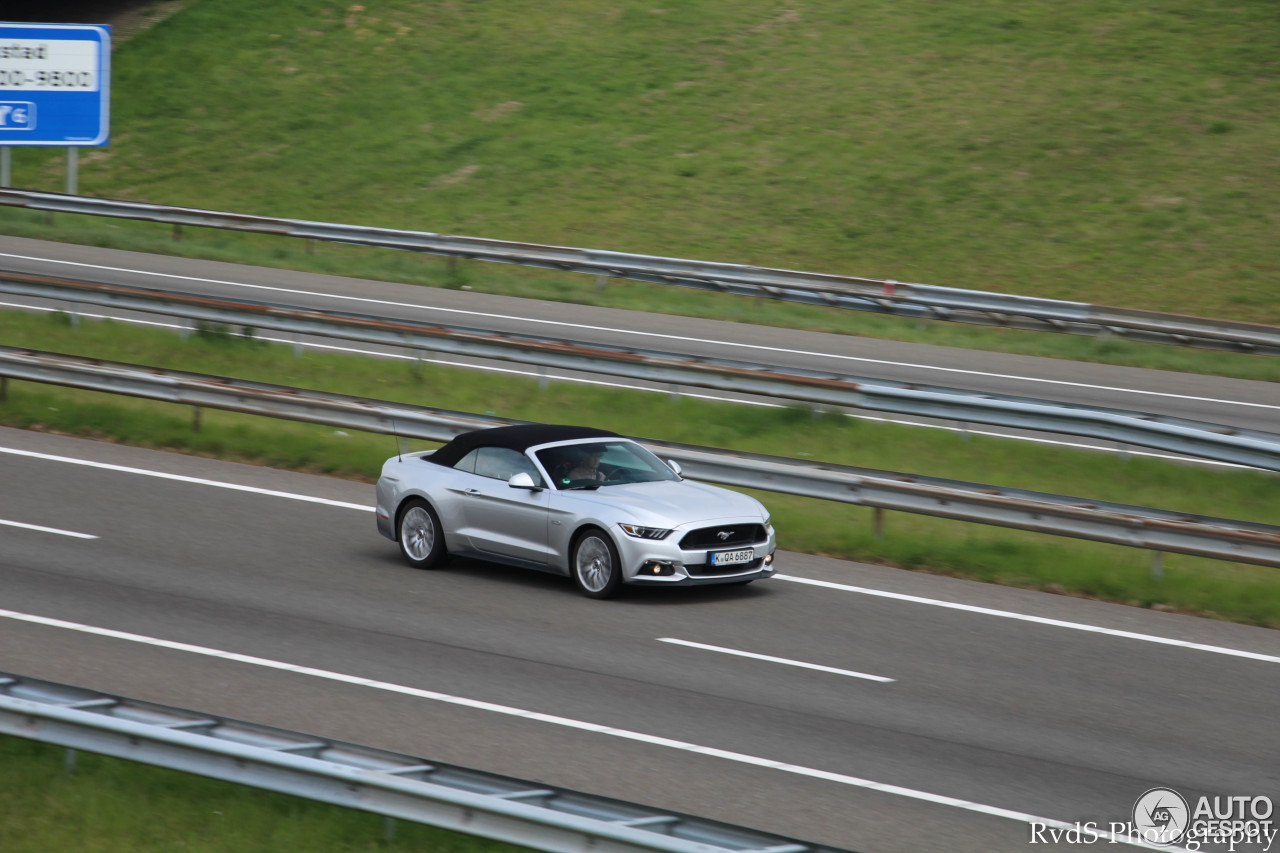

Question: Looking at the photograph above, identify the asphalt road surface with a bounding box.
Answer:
[1,235,1278,465]
[1,426,1276,852]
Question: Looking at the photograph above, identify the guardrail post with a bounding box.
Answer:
[873,507,885,539]
[409,348,427,378]
[192,405,203,433]
[65,747,77,774]
[0,376,7,402]
[68,302,80,329]
[173,222,183,242]
[596,274,609,292]
[1,147,9,188]
[383,816,396,840]
[1151,551,1164,580]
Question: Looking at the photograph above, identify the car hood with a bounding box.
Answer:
[560,479,765,526]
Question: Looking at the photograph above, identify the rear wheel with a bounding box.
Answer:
[397,499,445,570]
[571,528,623,599]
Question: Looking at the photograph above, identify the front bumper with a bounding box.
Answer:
[626,557,776,586]
[616,523,777,587]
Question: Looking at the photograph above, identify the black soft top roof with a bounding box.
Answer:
[427,424,621,468]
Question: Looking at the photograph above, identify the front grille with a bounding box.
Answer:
[687,558,763,577]
[679,524,767,550]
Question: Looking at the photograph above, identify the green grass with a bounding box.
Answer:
[4,309,1279,628]
[0,735,531,853]
[6,0,1280,331]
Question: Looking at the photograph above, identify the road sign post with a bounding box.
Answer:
[0,23,111,191]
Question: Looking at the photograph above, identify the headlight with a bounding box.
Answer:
[619,523,673,540]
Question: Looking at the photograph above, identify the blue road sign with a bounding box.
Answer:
[0,23,111,145]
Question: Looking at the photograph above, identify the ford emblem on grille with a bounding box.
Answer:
[717,530,733,540]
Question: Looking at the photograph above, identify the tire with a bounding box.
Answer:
[571,528,623,599]
[397,499,445,570]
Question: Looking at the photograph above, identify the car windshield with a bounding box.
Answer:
[535,441,679,490]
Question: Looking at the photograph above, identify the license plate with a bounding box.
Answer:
[710,548,754,567]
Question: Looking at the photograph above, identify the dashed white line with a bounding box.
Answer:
[0,606,1182,850]
[0,518,97,539]
[658,637,894,682]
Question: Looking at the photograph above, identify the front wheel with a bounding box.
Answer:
[571,529,623,599]
[397,499,445,570]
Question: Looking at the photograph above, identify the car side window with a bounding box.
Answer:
[473,447,538,482]
[454,449,480,474]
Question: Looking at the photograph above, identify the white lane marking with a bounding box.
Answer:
[0,607,1181,850]
[0,518,97,539]
[0,446,371,512]
[3,250,1275,413]
[776,575,1280,664]
[0,300,1249,469]
[4,442,1274,665]
[658,637,894,682]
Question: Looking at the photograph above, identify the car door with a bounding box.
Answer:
[456,446,552,565]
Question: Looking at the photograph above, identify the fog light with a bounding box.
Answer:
[642,561,675,576]
[763,553,774,567]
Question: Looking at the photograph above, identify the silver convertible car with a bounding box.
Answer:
[375,424,776,598]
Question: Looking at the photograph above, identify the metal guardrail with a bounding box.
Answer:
[2,345,1278,568]
[3,271,1279,472]
[0,672,849,853]
[1,188,1277,356]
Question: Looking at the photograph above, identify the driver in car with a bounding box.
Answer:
[566,446,607,482]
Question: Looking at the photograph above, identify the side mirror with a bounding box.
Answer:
[666,459,683,478]
[508,472,539,490]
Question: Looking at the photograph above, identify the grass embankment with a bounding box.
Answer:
[3,310,1278,627]
[0,735,530,853]
[5,0,1279,329]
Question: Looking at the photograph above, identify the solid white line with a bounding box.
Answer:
[0,446,371,512]
[0,518,97,539]
[658,637,894,682]
[775,574,1280,664]
[0,606,1180,850]
[0,300,1249,468]
[4,442,1273,665]
[3,250,1275,413]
